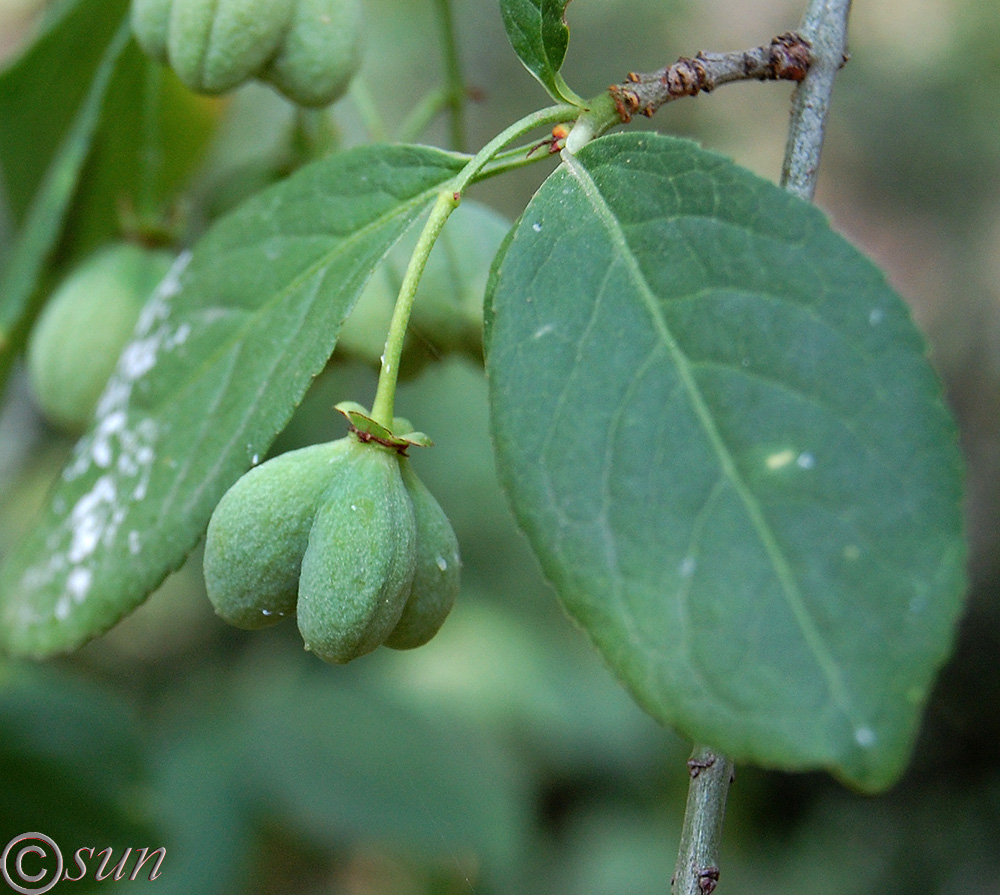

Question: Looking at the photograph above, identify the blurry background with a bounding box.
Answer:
[1,0,999,892]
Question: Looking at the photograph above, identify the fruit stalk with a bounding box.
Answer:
[370,189,459,428]
[369,104,576,427]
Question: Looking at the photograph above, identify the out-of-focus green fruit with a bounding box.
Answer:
[131,0,362,106]
[130,0,172,61]
[27,243,174,433]
[132,0,295,94]
[384,457,460,650]
[297,437,416,664]
[203,440,353,629]
[262,0,363,107]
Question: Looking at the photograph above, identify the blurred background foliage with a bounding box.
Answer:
[1,0,999,892]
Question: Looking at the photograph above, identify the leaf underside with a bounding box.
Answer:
[0,144,464,657]
[485,132,966,791]
[499,0,582,106]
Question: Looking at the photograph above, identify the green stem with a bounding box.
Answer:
[397,87,450,144]
[290,108,340,164]
[454,104,576,193]
[370,190,459,427]
[433,0,466,152]
[671,746,735,895]
[369,104,576,427]
[348,79,389,142]
[135,59,163,227]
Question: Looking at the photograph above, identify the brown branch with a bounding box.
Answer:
[608,32,812,124]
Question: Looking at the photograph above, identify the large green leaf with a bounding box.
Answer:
[0,144,464,657]
[485,132,966,792]
[499,0,583,106]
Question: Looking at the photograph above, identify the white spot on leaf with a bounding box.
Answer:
[66,567,93,601]
[765,449,796,470]
[22,255,181,617]
[854,726,876,747]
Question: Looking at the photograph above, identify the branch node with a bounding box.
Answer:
[769,31,812,82]
[663,56,709,97]
[697,867,720,895]
[687,755,717,778]
[609,83,640,123]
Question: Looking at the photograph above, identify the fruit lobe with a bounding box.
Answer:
[384,457,460,650]
[262,0,364,107]
[296,438,417,663]
[203,439,354,629]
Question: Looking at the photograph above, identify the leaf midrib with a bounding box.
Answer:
[561,150,858,725]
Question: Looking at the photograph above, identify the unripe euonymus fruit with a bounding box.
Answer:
[337,201,511,371]
[296,437,417,663]
[384,457,461,650]
[27,243,174,433]
[131,0,363,107]
[203,439,353,629]
[202,406,459,661]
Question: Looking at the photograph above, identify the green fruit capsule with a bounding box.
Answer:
[297,438,416,663]
[132,0,295,94]
[262,0,364,107]
[27,243,174,433]
[384,458,460,650]
[203,439,354,629]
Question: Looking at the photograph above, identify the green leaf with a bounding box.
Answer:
[0,144,464,657]
[499,0,584,106]
[149,659,533,891]
[232,664,532,870]
[60,47,221,258]
[0,0,130,224]
[485,132,967,792]
[0,1,131,363]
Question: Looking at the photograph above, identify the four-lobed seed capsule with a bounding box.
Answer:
[131,0,363,107]
[204,425,460,662]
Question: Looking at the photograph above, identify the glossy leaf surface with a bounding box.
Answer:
[486,132,966,791]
